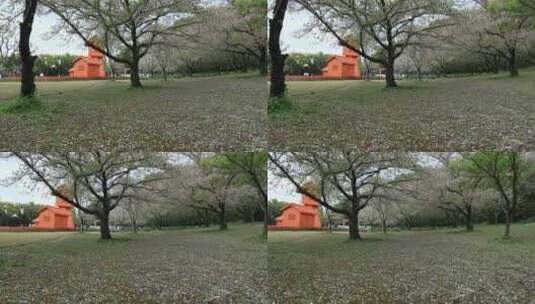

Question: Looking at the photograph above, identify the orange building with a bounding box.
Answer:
[274,190,322,229]
[32,193,75,230]
[322,46,361,79]
[69,45,106,79]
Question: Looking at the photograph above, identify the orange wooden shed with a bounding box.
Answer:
[69,45,106,79]
[32,192,75,230]
[322,46,361,79]
[274,191,322,229]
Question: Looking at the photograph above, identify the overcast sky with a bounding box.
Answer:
[31,8,338,56]
[0,158,55,205]
[31,14,86,55]
[281,10,340,55]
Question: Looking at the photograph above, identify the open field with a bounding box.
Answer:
[0,75,266,150]
[0,224,268,304]
[268,70,535,151]
[268,223,535,304]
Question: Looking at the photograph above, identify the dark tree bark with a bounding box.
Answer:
[99,212,112,240]
[504,210,512,238]
[509,48,519,77]
[219,202,228,230]
[259,47,267,76]
[385,63,397,88]
[349,214,360,240]
[19,0,39,97]
[465,206,474,232]
[130,49,142,87]
[269,0,289,97]
[416,67,422,81]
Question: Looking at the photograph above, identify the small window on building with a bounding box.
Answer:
[288,214,296,221]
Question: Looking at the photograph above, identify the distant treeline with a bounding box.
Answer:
[284,53,329,76]
[0,201,43,226]
[0,54,76,77]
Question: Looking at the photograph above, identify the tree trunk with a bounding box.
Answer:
[382,218,387,234]
[385,62,397,88]
[504,210,512,238]
[19,0,39,97]
[417,68,422,81]
[132,217,138,233]
[219,203,227,230]
[509,48,519,78]
[349,215,361,240]
[465,210,474,232]
[269,0,289,97]
[259,47,267,76]
[99,212,112,240]
[162,67,168,81]
[130,59,142,87]
[262,204,268,240]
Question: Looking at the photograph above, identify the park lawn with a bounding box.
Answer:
[0,224,268,304]
[268,223,535,304]
[268,69,535,151]
[0,74,266,150]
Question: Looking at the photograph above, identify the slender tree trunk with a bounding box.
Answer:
[465,209,474,232]
[259,47,267,76]
[504,210,512,238]
[219,203,227,230]
[417,67,422,81]
[132,217,138,233]
[162,67,168,81]
[99,212,112,240]
[509,48,519,78]
[19,0,39,97]
[382,218,387,234]
[263,204,268,240]
[269,0,289,97]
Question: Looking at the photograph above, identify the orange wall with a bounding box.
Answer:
[32,197,75,230]
[69,47,106,79]
[322,46,361,79]
[275,194,322,229]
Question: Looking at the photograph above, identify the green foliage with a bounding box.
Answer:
[285,53,329,76]
[34,54,77,76]
[212,152,267,189]
[0,96,44,114]
[268,95,297,115]
[268,199,286,224]
[488,0,523,14]
[0,201,43,226]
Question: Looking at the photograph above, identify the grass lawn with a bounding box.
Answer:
[0,224,268,304]
[268,223,535,304]
[268,69,535,151]
[0,74,266,150]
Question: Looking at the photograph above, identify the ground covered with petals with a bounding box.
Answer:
[0,225,267,304]
[0,75,266,151]
[268,70,535,151]
[268,224,535,304]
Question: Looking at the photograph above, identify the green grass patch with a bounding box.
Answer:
[0,95,67,116]
[0,254,26,269]
[268,95,299,116]
[0,96,45,114]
